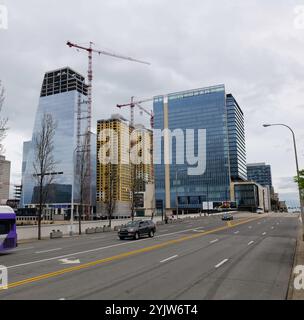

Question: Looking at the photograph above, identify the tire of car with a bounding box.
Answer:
[119,236,125,240]
[134,232,140,240]
[149,230,154,238]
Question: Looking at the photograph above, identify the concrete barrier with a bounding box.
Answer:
[95,227,103,233]
[85,228,96,235]
[103,226,112,232]
[50,230,63,239]
[17,213,209,241]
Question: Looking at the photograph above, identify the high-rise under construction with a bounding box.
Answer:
[96,114,153,217]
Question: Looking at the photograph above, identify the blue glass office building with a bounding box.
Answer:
[247,163,273,189]
[153,85,247,212]
[21,67,96,212]
[227,94,247,181]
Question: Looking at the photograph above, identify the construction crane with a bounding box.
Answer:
[117,97,155,128]
[66,41,150,211]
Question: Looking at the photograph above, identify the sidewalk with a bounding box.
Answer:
[288,223,304,300]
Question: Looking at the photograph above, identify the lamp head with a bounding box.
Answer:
[263,124,271,128]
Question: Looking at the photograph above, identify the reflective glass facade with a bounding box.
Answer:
[247,163,272,189]
[227,94,247,181]
[153,85,232,210]
[234,183,259,208]
[21,67,96,208]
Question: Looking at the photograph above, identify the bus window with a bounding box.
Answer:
[0,220,14,235]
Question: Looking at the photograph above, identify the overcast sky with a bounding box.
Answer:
[0,0,304,206]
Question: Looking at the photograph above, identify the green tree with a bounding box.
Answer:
[295,170,304,199]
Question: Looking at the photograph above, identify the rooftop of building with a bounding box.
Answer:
[40,67,88,97]
[247,163,270,167]
[154,84,225,102]
[97,114,128,123]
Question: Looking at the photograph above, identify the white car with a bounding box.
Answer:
[256,208,264,214]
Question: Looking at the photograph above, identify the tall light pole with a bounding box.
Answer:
[70,146,78,236]
[263,124,304,240]
[175,169,179,218]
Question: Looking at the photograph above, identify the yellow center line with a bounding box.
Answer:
[2,216,261,291]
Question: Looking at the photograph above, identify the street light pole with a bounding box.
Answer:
[70,146,78,236]
[263,124,304,240]
[175,169,179,219]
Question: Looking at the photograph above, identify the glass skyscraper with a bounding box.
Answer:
[247,163,273,189]
[153,85,246,213]
[227,94,247,181]
[21,67,96,213]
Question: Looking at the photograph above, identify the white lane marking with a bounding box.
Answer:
[12,246,35,252]
[234,231,240,234]
[193,229,205,233]
[59,298,66,301]
[35,248,62,254]
[210,239,219,244]
[160,255,178,263]
[7,225,207,269]
[248,226,252,229]
[271,227,274,230]
[215,259,229,269]
[248,241,254,246]
[262,232,267,236]
[6,220,245,269]
[59,258,80,265]
[257,222,261,225]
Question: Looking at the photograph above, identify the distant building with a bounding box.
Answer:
[231,181,270,212]
[0,155,10,204]
[247,163,273,189]
[96,115,153,217]
[279,201,288,212]
[21,67,96,216]
[227,94,247,182]
[153,85,247,214]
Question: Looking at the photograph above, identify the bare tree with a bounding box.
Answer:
[0,81,8,155]
[104,164,116,228]
[76,132,91,235]
[130,164,146,221]
[130,164,137,221]
[33,113,57,240]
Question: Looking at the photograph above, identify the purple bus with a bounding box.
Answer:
[0,206,17,252]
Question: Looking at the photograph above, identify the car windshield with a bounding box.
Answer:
[126,221,140,228]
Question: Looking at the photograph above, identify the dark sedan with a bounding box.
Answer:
[222,213,234,221]
[118,220,156,240]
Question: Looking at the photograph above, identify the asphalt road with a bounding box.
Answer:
[0,212,300,300]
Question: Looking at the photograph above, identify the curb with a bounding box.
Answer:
[287,225,304,300]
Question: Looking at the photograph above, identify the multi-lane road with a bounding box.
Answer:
[0,212,300,300]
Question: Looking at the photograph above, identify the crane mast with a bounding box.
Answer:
[67,41,150,215]
[117,97,155,128]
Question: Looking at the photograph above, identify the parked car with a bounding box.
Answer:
[118,220,156,240]
[222,213,234,221]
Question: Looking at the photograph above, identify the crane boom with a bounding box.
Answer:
[67,40,150,216]
[117,97,154,128]
[67,41,150,65]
